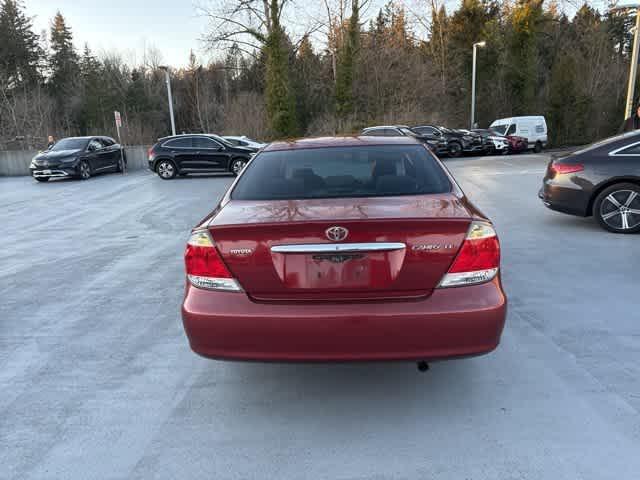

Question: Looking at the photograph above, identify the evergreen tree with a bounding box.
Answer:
[335,0,360,122]
[505,0,544,115]
[78,44,103,133]
[48,11,80,130]
[0,0,41,86]
[264,0,297,137]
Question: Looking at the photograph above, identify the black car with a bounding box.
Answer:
[539,131,640,233]
[148,134,254,179]
[29,136,126,182]
[361,125,449,156]
[411,125,485,157]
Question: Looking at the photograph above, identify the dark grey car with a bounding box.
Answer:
[29,136,126,182]
[539,131,640,233]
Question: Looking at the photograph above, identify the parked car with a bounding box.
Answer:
[504,133,528,154]
[29,136,126,182]
[471,129,509,154]
[539,131,640,233]
[361,125,449,156]
[148,134,254,179]
[222,135,266,151]
[411,125,485,157]
[490,116,548,152]
[181,136,507,365]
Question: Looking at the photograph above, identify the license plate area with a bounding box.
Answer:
[272,251,404,290]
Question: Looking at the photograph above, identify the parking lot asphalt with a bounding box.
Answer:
[2,154,639,480]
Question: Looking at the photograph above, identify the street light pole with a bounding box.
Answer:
[626,13,640,119]
[471,41,486,130]
[159,66,176,136]
[610,4,640,120]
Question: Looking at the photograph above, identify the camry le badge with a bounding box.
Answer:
[325,226,349,242]
[412,244,456,251]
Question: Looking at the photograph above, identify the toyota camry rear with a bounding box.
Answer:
[181,136,506,362]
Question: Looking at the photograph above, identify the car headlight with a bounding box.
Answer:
[462,135,472,141]
[29,159,36,168]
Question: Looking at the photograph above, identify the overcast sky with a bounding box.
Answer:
[24,0,607,68]
[26,0,209,67]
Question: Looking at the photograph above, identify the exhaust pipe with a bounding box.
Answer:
[416,361,430,372]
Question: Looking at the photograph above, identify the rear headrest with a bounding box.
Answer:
[257,178,306,197]
[376,175,418,195]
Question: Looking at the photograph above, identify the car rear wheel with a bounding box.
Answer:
[34,177,49,182]
[593,183,640,233]
[230,158,248,176]
[157,159,177,180]
[448,142,462,158]
[116,153,126,172]
[79,160,91,180]
[534,141,543,153]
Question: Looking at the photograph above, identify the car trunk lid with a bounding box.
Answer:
[209,195,473,302]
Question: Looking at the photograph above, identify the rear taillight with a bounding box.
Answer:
[438,221,500,288]
[184,230,242,292]
[148,147,155,160]
[550,162,584,176]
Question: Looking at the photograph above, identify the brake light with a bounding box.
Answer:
[148,147,155,160]
[550,162,583,176]
[438,221,500,288]
[184,230,241,291]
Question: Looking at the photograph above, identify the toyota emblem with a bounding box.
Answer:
[325,226,349,242]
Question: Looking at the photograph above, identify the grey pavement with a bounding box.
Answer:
[1,155,639,479]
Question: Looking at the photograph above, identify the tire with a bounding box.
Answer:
[34,177,49,182]
[79,160,91,180]
[230,157,248,176]
[534,141,543,153]
[448,142,463,158]
[116,152,126,172]
[593,183,640,234]
[156,159,177,180]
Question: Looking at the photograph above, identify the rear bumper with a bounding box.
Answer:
[181,277,507,362]
[539,181,590,217]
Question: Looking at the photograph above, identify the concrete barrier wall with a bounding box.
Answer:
[0,146,151,176]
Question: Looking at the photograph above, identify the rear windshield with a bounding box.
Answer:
[231,145,451,200]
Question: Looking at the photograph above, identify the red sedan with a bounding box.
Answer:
[181,136,506,364]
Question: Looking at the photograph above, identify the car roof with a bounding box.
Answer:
[363,125,410,130]
[491,116,546,124]
[158,133,225,142]
[264,136,422,152]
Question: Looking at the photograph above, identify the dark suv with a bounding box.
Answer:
[148,134,255,179]
[411,126,485,157]
[361,125,449,156]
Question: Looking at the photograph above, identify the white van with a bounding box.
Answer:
[489,116,548,152]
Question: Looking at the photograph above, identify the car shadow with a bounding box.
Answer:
[184,358,485,422]
[174,173,235,179]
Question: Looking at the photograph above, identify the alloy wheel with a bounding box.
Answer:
[158,161,175,179]
[599,190,640,231]
[80,161,91,180]
[232,159,247,175]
